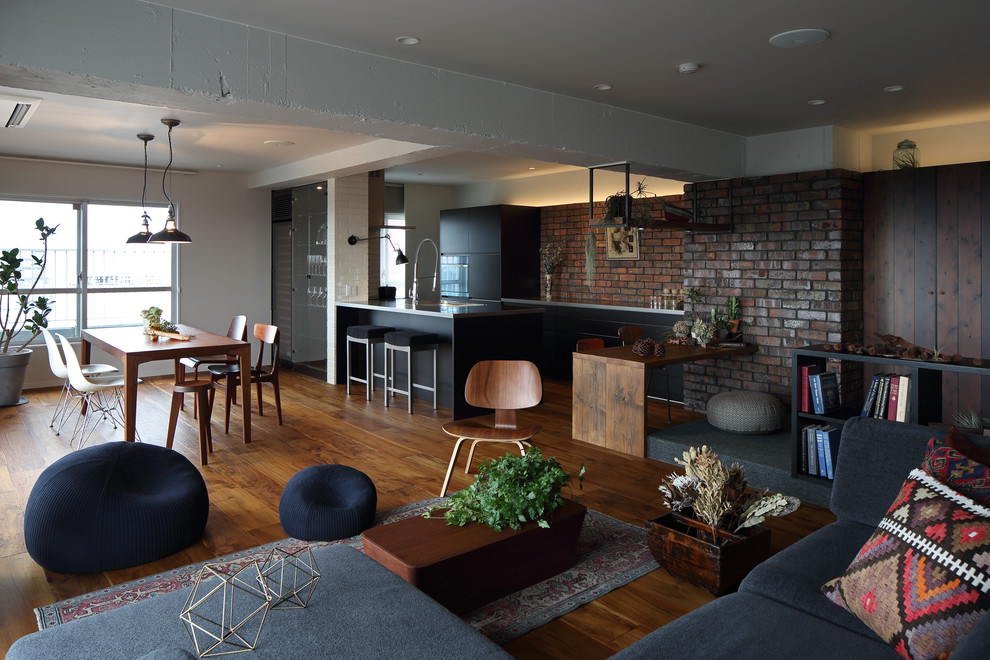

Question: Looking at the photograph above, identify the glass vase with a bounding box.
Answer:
[544,273,553,300]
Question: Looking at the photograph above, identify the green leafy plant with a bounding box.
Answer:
[726,295,741,320]
[424,447,585,532]
[584,230,596,285]
[1,218,57,353]
[141,306,179,334]
[601,179,655,228]
[684,287,705,306]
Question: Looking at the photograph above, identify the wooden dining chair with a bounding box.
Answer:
[618,325,671,423]
[178,314,247,417]
[439,360,543,496]
[208,323,282,433]
[576,337,605,352]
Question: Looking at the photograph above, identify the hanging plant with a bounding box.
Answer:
[584,230,596,285]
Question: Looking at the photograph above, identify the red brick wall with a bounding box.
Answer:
[540,169,865,412]
[539,197,687,306]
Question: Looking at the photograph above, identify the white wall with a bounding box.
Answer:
[400,183,453,297]
[870,120,990,171]
[0,157,270,389]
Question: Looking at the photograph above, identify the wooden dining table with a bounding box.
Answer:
[572,342,757,457]
[80,325,252,444]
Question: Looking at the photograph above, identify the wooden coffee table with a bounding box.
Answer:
[361,499,587,613]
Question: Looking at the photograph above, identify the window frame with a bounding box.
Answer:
[1,195,180,340]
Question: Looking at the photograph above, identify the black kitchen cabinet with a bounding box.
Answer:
[439,204,540,300]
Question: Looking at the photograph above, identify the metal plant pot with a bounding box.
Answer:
[0,348,33,406]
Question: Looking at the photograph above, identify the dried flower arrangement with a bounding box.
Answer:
[658,445,800,545]
[540,243,564,275]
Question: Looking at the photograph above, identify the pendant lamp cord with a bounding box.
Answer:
[162,123,175,213]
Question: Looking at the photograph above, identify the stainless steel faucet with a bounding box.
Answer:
[412,238,440,304]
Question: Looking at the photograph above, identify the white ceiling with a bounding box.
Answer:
[4,0,990,185]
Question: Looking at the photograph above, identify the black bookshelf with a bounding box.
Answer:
[790,344,990,481]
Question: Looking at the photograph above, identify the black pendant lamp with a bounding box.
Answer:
[149,118,192,244]
[126,133,155,244]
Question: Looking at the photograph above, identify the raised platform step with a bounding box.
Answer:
[646,419,833,508]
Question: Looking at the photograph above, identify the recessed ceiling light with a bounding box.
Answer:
[884,85,905,93]
[593,83,612,91]
[396,36,420,45]
[213,164,223,168]
[264,140,295,147]
[678,62,700,75]
[528,167,536,170]
[808,99,826,106]
[769,28,830,48]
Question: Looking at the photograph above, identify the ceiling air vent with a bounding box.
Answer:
[0,94,42,128]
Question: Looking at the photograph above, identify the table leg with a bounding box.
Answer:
[238,346,251,444]
[123,357,139,443]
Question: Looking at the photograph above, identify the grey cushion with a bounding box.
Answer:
[8,545,510,660]
[611,592,898,659]
[739,521,879,633]
[706,390,783,434]
[346,325,394,340]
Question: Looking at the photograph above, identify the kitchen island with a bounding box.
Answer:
[335,300,543,419]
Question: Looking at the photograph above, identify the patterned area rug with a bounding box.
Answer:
[34,498,656,645]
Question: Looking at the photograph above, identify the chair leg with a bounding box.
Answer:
[365,340,373,400]
[346,339,352,395]
[166,391,182,449]
[384,346,392,408]
[224,376,235,434]
[195,389,211,465]
[440,436,471,497]
[272,377,282,425]
[256,380,264,417]
[406,349,414,414]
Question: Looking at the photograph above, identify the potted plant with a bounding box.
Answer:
[647,445,800,594]
[725,295,742,334]
[424,447,585,532]
[601,179,655,228]
[0,218,57,406]
[691,318,716,347]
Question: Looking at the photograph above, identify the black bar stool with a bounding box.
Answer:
[384,330,438,413]
[346,325,394,400]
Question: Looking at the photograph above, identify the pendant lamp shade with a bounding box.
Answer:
[150,118,192,244]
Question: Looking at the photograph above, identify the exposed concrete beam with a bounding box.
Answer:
[0,0,746,181]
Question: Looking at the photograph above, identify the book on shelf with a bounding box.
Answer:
[799,427,809,474]
[895,375,910,422]
[818,425,841,479]
[815,426,830,477]
[809,372,840,415]
[803,424,820,475]
[874,375,891,419]
[800,364,821,413]
[886,376,901,420]
[861,374,883,416]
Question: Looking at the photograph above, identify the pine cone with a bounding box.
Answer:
[654,343,666,357]
[632,338,655,356]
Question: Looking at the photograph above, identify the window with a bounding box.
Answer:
[1,198,177,340]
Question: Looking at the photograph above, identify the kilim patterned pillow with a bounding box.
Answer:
[921,434,990,506]
[821,468,990,660]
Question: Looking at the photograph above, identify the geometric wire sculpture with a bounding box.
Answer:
[179,561,272,657]
[257,545,322,609]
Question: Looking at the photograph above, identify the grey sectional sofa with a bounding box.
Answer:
[7,544,510,659]
[615,416,990,659]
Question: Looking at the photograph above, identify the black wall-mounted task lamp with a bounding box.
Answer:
[347,233,409,265]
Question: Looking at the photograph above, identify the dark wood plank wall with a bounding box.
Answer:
[864,162,989,422]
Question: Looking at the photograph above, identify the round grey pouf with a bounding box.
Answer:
[706,391,783,435]
[279,464,377,541]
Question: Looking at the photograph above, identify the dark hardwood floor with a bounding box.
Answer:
[0,370,835,657]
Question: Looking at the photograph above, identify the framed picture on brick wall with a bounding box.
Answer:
[605,226,639,260]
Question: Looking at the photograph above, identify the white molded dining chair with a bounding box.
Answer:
[57,333,133,448]
[39,326,117,435]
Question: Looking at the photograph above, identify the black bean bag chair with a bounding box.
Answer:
[24,442,209,573]
[279,464,377,541]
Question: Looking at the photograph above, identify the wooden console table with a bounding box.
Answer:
[361,500,587,613]
[572,343,757,456]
